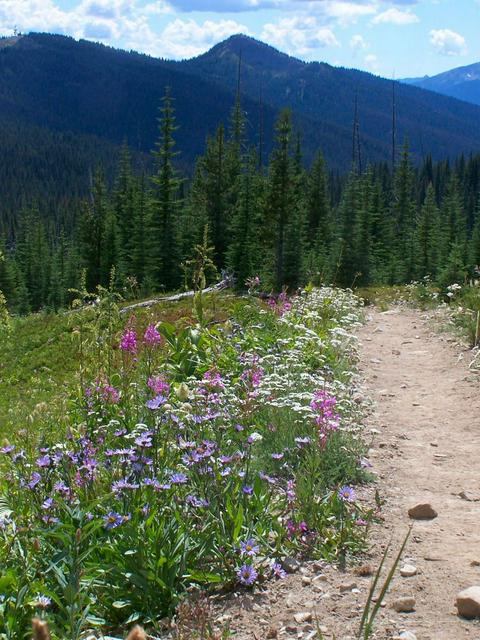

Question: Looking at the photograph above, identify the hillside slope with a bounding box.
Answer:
[403,60,480,106]
[3,33,480,173]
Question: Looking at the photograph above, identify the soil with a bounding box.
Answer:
[212,307,480,640]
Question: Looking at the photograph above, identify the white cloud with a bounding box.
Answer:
[165,0,281,10]
[429,28,467,56]
[319,1,377,27]
[261,15,339,57]
[153,18,250,58]
[350,33,368,51]
[371,7,419,25]
[364,52,379,71]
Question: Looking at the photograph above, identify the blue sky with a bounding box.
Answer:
[1,0,478,78]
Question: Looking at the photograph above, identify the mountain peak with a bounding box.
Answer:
[195,34,305,75]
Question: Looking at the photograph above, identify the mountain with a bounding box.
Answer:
[3,30,480,220]
[403,61,480,106]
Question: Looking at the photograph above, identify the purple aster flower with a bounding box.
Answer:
[294,437,311,447]
[286,479,296,502]
[0,445,15,454]
[135,432,153,448]
[271,452,284,460]
[42,497,54,510]
[36,455,51,468]
[170,472,188,484]
[237,564,258,586]
[220,466,232,477]
[259,472,276,485]
[186,495,210,508]
[103,512,127,529]
[271,562,287,579]
[32,595,51,609]
[111,479,139,493]
[28,472,41,489]
[242,485,253,495]
[146,394,167,410]
[338,486,356,503]
[240,538,260,557]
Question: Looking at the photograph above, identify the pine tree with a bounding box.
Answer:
[227,149,265,287]
[415,184,440,279]
[148,88,183,291]
[391,141,416,283]
[264,109,298,290]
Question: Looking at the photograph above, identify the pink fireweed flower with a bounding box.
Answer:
[143,323,162,347]
[120,328,137,354]
[147,376,170,396]
[311,389,340,441]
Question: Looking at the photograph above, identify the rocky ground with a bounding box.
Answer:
[210,307,480,640]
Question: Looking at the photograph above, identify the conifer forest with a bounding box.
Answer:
[0,80,479,313]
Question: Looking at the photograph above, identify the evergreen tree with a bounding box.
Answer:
[264,109,299,290]
[227,149,264,287]
[148,88,183,291]
[415,184,440,278]
[391,142,416,283]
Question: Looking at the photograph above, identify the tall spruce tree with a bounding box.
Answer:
[415,184,440,278]
[149,88,182,291]
[264,109,299,290]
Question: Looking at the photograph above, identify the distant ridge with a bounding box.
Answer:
[402,60,480,106]
[1,31,480,193]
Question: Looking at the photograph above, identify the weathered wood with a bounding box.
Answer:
[119,279,230,314]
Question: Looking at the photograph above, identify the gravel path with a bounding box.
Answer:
[214,306,480,640]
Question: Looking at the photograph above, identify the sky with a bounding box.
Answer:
[0,0,479,78]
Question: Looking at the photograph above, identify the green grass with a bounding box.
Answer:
[0,292,244,439]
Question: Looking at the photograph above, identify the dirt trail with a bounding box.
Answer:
[216,307,480,640]
[357,306,480,639]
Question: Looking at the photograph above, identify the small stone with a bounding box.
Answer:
[430,442,438,447]
[408,503,438,520]
[400,564,417,577]
[392,597,416,613]
[459,491,480,502]
[455,586,480,618]
[312,574,328,583]
[370,358,382,364]
[355,564,374,577]
[395,633,417,640]
[266,626,278,639]
[216,614,232,624]
[282,557,301,574]
[294,612,313,624]
[392,349,401,356]
[285,624,297,633]
[470,560,480,567]
[339,582,357,592]
[301,576,312,586]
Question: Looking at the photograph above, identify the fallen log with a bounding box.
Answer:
[119,278,231,314]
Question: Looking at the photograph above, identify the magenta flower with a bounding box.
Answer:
[144,324,162,347]
[120,328,137,354]
[271,562,287,579]
[147,376,170,396]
